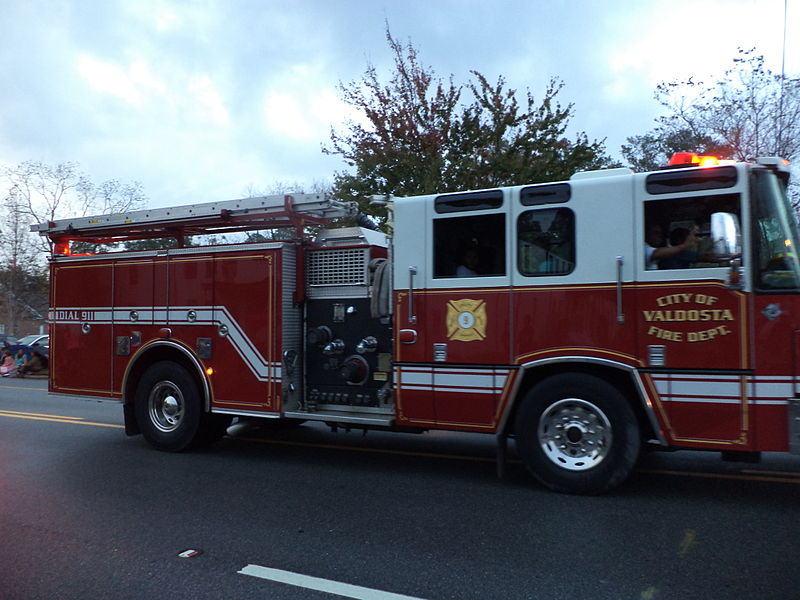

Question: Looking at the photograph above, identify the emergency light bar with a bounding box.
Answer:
[667,152,722,168]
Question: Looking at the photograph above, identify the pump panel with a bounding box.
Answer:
[305,298,392,411]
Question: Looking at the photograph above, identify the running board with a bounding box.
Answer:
[283,410,394,427]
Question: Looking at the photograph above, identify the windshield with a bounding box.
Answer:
[17,335,44,345]
[752,167,800,290]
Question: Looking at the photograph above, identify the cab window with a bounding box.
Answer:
[433,213,506,278]
[517,208,575,276]
[643,193,740,271]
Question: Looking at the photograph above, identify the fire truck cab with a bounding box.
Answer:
[35,155,800,494]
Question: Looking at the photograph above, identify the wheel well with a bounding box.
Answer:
[503,362,655,442]
[123,344,208,411]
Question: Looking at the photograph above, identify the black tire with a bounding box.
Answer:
[134,361,204,452]
[514,373,640,494]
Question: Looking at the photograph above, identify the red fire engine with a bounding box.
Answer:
[33,153,800,493]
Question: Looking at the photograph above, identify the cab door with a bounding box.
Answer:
[394,190,511,428]
[635,170,751,447]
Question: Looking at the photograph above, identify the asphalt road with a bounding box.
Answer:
[1,378,799,600]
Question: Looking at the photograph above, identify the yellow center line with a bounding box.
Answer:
[0,410,123,429]
[242,438,800,483]
[0,409,86,420]
[2,411,798,484]
[0,384,48,391]
[740,468,800,478]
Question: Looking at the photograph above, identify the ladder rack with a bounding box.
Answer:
[31,193,358,244]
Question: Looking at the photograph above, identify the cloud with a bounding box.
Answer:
[188,76,230,125]
[76,55,166,107]
[603,0,787,102]
[261,61,365,144]
[2,0,797,209]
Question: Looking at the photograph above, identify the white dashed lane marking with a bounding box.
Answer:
[238,564,428,600]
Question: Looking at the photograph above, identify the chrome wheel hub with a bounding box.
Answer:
[148,381,185,433]
[538,398,612,471]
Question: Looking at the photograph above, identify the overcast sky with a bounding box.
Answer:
[1,0,797,209]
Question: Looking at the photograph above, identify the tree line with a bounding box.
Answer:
[1,31,798,334]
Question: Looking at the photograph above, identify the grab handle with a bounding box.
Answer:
[408,266,418,324]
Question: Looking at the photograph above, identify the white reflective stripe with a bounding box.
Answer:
[398,384,434,392]
[396,366,509,395]
[646,373,795,410]
[660,397,742,405]
[669,373,741,381]
[432,387,498,395]
[648,373,795,406]
[495,371,511,389]
[214,307,268,381]
[652,379,669,395]
[670,379,742,397]
[751,399,790,405]
[436,372,495,389]
[397,384,499,395]
[51,304,282,384]
[660,397,789,405]
[398,371,433,385]
[750,382,793,398]
[49,307,114,323]
[167,307,215,323]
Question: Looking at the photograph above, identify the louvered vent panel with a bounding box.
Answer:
[307,248,370,297]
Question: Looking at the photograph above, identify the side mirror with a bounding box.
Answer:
[710,212,743,289]
[710,212,741,259]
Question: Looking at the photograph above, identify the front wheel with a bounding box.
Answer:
[135,361,203,451]
[514,373,640,494]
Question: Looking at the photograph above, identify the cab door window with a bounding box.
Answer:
[433,213,506,278]
[643,193,741,271]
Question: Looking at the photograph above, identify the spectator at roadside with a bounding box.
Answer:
[14,348,26,369]
[18,350,45,378]
[0,349,18,377]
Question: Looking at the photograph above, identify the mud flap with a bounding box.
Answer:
[123,402,140,436]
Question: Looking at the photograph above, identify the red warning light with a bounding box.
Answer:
[667,152,723,167]
[667,152,721,168]
[668,152,699,166]
[53,241,71,256]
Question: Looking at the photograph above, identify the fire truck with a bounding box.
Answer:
[33,153,800,494]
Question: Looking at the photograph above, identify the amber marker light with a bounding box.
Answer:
[205,367,214,376]
[697,155,720,167]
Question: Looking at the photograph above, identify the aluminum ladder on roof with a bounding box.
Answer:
[31,193,358,242]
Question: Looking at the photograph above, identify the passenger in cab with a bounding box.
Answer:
[645,222,698,270]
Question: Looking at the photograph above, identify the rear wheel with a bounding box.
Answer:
[135,361,204,451]
[514,373,640,494]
